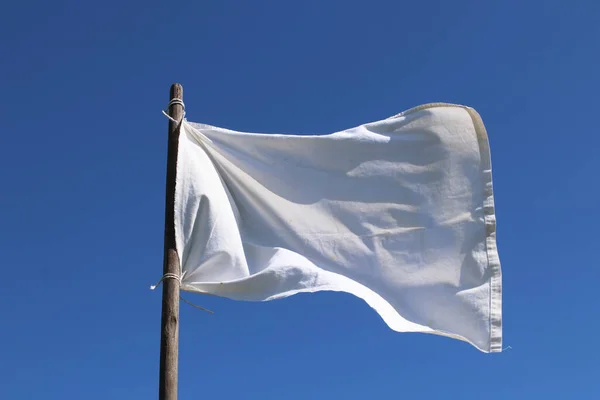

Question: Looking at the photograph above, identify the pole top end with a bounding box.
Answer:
[170,83,183,99]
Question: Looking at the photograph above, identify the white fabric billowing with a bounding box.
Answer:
[175,103,502,353]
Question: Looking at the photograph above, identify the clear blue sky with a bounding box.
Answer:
[1,1,598,398]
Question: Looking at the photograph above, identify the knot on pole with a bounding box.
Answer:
[162,98,186,123]
[150,272,214,314]
[150,272,181,290]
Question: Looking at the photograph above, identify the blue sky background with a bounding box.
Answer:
[1,1,599,398]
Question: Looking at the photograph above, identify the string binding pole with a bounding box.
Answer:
[150,273,181,290]
[150,272,214,314]
[162,98,186,123]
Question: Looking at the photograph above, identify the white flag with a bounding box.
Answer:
[175,103,502,352]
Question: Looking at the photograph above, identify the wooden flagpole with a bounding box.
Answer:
[159,83,183,400]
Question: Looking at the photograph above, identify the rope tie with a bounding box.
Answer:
[162,98,186,123]
[150,272,181,290]
[160,99,214,144]
[150,272,214,314]
[181,296,214,314]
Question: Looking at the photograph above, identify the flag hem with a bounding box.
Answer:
[464,106,503,353]
[389,103,502,352]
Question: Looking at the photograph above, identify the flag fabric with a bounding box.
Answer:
[174,103,502,353]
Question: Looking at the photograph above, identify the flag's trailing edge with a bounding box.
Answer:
[174,103,502,353]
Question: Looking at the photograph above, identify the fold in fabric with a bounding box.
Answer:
[174,103,502,352]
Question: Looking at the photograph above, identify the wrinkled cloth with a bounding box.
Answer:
[175,103,502,352]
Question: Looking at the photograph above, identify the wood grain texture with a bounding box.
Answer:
[159,83,183,400]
